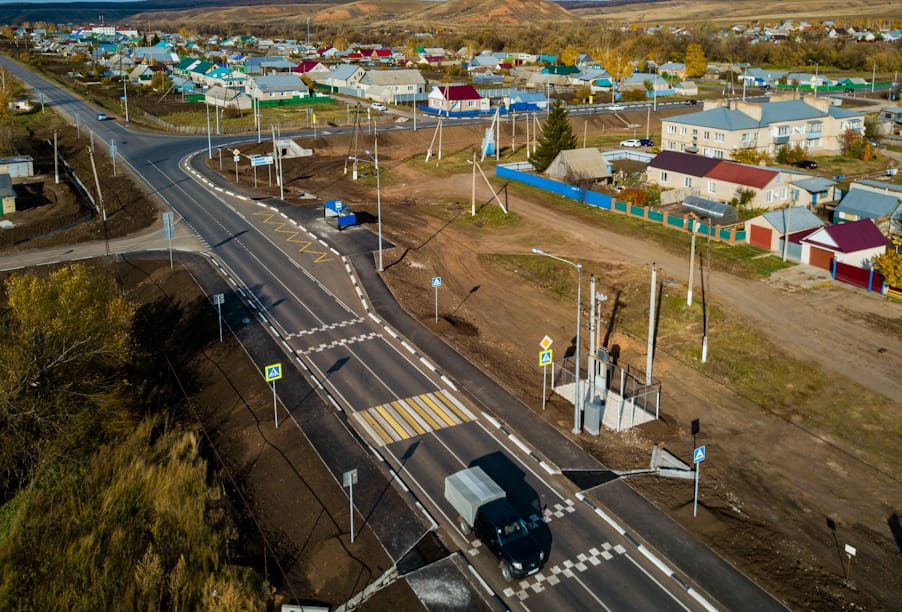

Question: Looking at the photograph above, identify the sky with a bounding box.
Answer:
[0,1,145,4]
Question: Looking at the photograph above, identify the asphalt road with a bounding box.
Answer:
[1,55,785,611]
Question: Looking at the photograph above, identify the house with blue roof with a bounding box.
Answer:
[246,74,308,102]
[746,206,824,255]
[834,181,902,235]
[661,96,865,158]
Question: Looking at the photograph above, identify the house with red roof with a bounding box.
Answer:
[366,48,394,63]
[800,218,889,271]
[292,60,329,76]
[427,84,489,115]
[647,150,793,210]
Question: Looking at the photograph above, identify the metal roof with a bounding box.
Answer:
[834,189,901,219]
[760,207,824,233]
[791,176,834,193]
[681,195,739,224]
[648,151,721,177]
[801,218,889,252]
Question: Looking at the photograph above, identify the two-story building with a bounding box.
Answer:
[647,150,795,210]
[661,96,865,158]
[359,69,425,104]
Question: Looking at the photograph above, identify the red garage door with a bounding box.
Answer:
[749,224,772,249]
[809,247,833,270]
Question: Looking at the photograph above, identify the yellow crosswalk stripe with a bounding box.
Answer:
[360,411,393,445]
[433,390,471,423]
[357,390,476,446]
[420,394,458,427]
[391,400,426,435]
[376,404,411,438]
[408,397,442,430]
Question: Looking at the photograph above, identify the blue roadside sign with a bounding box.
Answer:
[539,349,553,366]
[265,363,283,382]
[693,445,706,464]
[432,276,442,288]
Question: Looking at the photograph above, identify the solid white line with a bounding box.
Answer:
[624,553,693,611]
[570,572,612,611]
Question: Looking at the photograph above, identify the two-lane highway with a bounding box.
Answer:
[0,54,738,610]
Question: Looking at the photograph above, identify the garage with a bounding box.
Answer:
[749,224,773,249]
[808,246,834,270]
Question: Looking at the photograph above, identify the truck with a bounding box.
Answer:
[444,467,545,581]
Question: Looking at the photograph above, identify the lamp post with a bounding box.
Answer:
[532,248,582,434]
[364,137,383,272]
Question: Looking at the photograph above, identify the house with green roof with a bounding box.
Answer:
[661,95,864,158]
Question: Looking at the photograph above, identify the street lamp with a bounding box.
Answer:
[531,247,582,434]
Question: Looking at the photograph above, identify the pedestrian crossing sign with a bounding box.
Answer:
[539,349,553,367]
[265,363,282,382]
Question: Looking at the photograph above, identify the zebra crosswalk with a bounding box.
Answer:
[354,390,475,445]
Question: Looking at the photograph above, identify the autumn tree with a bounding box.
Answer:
[874,249,902,288]
[531,99,577,173]
[685,42,707,78]
[730,148,771,165]
[0,264,134,493]
[560,44,580,67]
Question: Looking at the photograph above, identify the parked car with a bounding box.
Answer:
[792,159,818,169]
[620,139,642,148]
[607,104,625,111]
[686,99,699,105]
[370,102,387,111]
[639,138,654,147]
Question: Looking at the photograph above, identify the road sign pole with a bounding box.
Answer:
[217,301,223,342]
[542,364,547,410]
[434,285,438,323]
[693,445,705,517]
[272,381,279,429]
[693,461,700,517]
[343,469,358,543]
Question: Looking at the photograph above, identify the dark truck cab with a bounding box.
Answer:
[445,467,545,581]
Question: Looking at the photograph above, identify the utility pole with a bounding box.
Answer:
[87,146,110,256]
[687,220,696,306]
[646,263,657,385]
[52,130,59,184]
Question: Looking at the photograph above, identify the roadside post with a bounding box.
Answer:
[431,276,442,323]
[216,145,222,170]
[539,335,553,410]
[233,149,240,183]
[343,469,358,543]
[162,212,174,269]
[693,445,706,517]
[110,140,117,177]
[212,293,224,343]
[844,544,856,580]
[264,363,282,428]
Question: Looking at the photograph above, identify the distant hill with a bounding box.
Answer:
[0,0,324,26]
[126,0,575,30]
